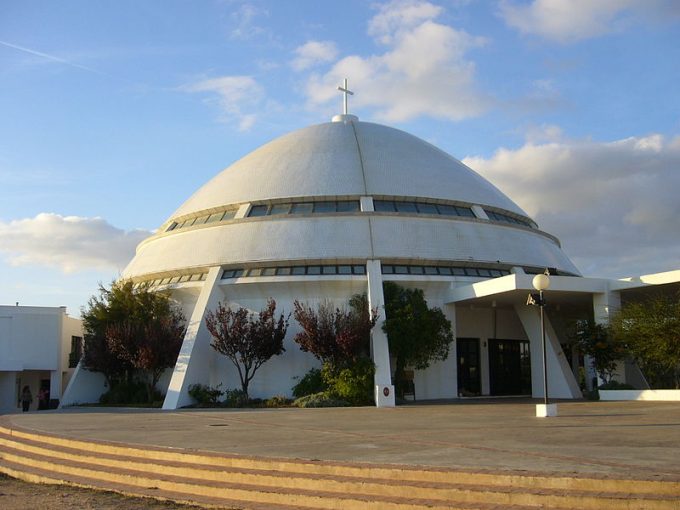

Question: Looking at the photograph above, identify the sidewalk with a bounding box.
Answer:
[6,399,680,480]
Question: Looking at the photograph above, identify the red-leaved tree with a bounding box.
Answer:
[205,299,289,400]
[293,294,377,367]
[107,312,186,402]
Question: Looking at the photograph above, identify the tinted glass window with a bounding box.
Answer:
[416,203,438,214]
[352,265,366,274]
[248,205,268,217]
[374,200,396,212]
[436,204,459,216]
[337,201,360,212]
[313,201,336,213]
[307,266,321,275]
[269,203,291,215]
[456,207,475,217]
[291,266,306,275]
[338,265,352,274]
[322,265,337,274]
[291,203,314,214]
[395,201,418,213]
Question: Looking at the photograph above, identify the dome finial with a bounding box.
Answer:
[337,78,353,115]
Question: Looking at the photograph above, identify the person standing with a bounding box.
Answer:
[21,385,33,412]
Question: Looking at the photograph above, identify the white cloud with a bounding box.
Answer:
[229,3,270,40]
[0,213,151,273]
[304,0,489,122]
[463,133,680,278]
[182,75,264,131]
[524,123,564,143]
[291,41,338,71]
[498,0,678,43]
[368,0,443,44]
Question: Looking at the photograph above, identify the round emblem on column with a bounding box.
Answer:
[383,387,390,397]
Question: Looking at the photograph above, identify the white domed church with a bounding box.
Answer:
[63,87,676,409]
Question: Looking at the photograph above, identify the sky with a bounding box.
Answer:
[1,0,679,317]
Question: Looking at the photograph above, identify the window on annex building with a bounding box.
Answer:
[69,336,83,368]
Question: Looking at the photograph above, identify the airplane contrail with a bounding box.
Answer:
[0,39,107,76]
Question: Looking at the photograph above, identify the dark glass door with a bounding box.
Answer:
[489,339,532,395]
[457,338,481,397]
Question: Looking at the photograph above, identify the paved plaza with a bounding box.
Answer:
[6,399,680,481]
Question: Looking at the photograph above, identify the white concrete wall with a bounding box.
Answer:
[58,315,84,402]
[204,278,368,400]
[0,306,82,411]
[0,306,62,371]
[60,364,108,407]
[0,371,17,413]
[600,390,680,401]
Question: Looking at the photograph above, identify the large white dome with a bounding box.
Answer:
[171,118,525,218]
[123,115,580,280]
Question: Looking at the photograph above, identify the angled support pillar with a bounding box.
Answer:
[515,305,581,399]
[163,266,224,410]
[366,259,395,407]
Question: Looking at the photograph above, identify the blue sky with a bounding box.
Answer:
[1,0,679,316]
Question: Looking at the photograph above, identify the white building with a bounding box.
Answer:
[62,109,680,409]
[0,305,82,412]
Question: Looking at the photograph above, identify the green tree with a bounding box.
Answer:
[610,293,680,388]
[573,319,627,385]
[81,280,186,401]
[205,299,289,400]
[382,282,454,396]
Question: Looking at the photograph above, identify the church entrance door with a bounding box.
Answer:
[488,339,532,395]
[457,338,481,397]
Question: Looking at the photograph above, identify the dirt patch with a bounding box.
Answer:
[0,473,215,509]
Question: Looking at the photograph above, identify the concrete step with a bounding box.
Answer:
[1,425,679,510]
[0,458,312,510]
[2,424,678,496]
[0,453,554,510]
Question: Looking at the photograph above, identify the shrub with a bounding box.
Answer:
[99,380,155,405]
[223,388,249,407]
[324,358,375,406]
[293,392,350,408]
[598,380,635,390]
[292,368,327,398]
[188,383,224,406]
[585,388,600,401]
[265,395,292,407]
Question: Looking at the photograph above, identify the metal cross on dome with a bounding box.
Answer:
[337,78,354,115]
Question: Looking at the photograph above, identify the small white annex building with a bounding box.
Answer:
[0,305,83,412]
[62,98,680,409]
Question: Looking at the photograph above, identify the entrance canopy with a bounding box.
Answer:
[444,269,677,310]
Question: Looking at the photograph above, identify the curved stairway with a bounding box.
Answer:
[1,424,679,510]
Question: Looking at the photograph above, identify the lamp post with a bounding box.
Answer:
[529,269,557,417]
